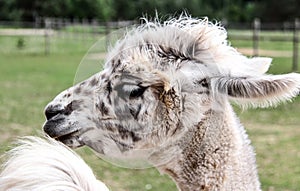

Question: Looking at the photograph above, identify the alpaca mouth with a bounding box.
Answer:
[55,129,77,141]
[55,130,84,148]
[43,119,83,148]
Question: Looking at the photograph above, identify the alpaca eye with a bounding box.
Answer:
[198,78,209,88]
[129,86,147,99]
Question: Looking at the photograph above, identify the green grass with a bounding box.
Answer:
[0,31,300,190]
[228,30,294,52]
[230,39,293,52]
[0,54,79,146]
[0,35,105,55]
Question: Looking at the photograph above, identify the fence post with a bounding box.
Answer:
[35,16,41,29]
[82,18,88,40]
[292,18,299,72]
[253,18,260,56]
[44,18,51,55]
[92,19,98,40]
[105,22,110,48]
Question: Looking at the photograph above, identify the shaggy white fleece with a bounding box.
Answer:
[0,136,109,191]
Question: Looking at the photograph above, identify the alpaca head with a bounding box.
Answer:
[43,16,300,165]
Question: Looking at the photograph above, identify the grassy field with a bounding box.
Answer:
[0,31,300,191]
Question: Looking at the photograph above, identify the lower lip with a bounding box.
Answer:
[56,131,83,148]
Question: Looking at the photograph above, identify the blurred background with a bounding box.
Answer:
[0,0,300,191]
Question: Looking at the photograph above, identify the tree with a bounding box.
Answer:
[0,0,113,21]
[255,0,300,22]
[0,0,22,21]
[1,0,299,23]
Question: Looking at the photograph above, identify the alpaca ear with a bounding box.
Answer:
[246,57,272,74]
[212,73,300,108]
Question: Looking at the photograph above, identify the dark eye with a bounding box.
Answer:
[198,78,209,88]
[129,86,147,99]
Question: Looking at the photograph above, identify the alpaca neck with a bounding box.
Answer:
[156,105,261,191]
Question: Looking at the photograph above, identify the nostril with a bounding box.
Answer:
[64,102,74,116]
[45,105,64,120]
[44,102,75,120]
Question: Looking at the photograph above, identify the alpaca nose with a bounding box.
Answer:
[44,105,65,120]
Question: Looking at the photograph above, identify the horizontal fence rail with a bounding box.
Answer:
[227,18,299,72]
[0,17,299,72]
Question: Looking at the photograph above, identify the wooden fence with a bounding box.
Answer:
[0,17,299,71]
[41,18,137,55]
[227,18,300,71]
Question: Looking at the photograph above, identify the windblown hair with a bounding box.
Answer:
[0,136,109,191]
[16,15,300,191]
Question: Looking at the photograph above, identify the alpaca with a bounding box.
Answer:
[42,16,300,190]
[0,136,109,191]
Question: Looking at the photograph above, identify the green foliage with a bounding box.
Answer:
[0,0,22,21]
[255,0,300,22]
[0,0,114,21]
[1,0,299,22]
[16,37,25,49]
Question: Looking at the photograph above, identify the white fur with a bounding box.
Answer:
[42,15,300,191]
[0,136,109,191]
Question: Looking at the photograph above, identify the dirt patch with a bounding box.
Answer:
[86,53,107,60]
[0,29,55,36]
[237,48,292,57]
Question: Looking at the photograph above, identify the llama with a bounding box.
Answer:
[42,16,300,190]
[0,136,109,191]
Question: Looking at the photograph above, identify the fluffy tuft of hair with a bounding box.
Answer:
[106,14,273,78]
[211,73,300,108]
[0,136,109,191]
